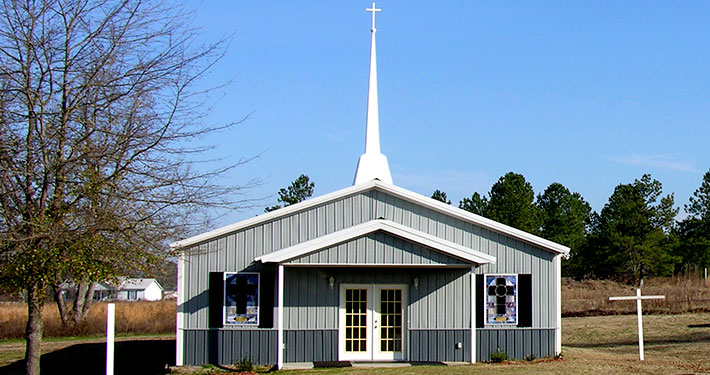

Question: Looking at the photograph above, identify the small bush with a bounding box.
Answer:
[235,357,253,372]
[490,348,507,363]
[524,354,536,362]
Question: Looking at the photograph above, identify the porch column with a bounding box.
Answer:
[470,266,476,363]
[277,264,284,369]
[554,255,562,355]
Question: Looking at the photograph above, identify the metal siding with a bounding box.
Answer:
[408,330,470,362]
[180,188,559,360]
[284,330,338,363]
[182,329,277,366]
[475,329,555,361]
[286,232,468,266]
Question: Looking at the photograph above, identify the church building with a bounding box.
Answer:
[174,3,567,368]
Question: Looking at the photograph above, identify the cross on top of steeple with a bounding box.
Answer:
[366,2,381,31]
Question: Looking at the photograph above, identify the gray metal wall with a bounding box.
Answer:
[182,329,277,365]
[286,232,469,266]
[180,186,558,364]
[477,329,556,361]
[181,188,556,330]
[180,327,556,365]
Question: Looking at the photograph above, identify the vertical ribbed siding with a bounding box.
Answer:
[284,330,338,362]
[476,329,555,361]
[286,232,468,266]
[409,329,471,362]
[179,187,559,365]
[182,189,556,330]
[182,329,277,366]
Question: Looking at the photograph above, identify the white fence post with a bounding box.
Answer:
[106,303,115,375]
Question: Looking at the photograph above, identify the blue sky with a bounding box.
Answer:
[190,2,710,227]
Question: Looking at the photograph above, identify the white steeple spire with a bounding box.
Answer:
[354,2,393,185]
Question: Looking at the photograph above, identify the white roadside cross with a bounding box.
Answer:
[608,288,665,361]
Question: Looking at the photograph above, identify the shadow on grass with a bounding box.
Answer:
[565,332,710,349]
[0,339,175,375]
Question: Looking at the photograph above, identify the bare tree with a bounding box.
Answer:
[0,1,255,374]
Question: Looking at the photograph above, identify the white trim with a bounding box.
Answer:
[175,253,185,366]
[171,180,569,256]
[255,219,496,265]
[283,263,457,268]
[171,182,377,249]
[470,267,476,364]
[277,265,284,370]
[554,255,562,356]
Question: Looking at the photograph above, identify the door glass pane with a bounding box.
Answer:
[379,288,403,353]
[345,288,367,352]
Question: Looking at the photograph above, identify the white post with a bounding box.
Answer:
[554,254,562,356]
[635,289,644,361]
[705,267,707,283]
[277,265,284,370]
[106,303,115,375]
[470,267,476,364]
[175,254,185,366]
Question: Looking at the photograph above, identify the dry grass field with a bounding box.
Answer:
[0,300,175,339]
[562,276,710,316]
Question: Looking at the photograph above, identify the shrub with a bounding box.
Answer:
[490,348,507,363]
[235,357,253,372]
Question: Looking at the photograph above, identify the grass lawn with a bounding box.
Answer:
[1,314,708,374]
[264,313,710,375]
[0,334,175,375]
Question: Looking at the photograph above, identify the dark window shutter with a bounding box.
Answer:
[259,271,275,328]
[208,272,224,328]
[518,274,532,327]
[475,274,484,328]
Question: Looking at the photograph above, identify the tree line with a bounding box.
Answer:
[432,171,710,284]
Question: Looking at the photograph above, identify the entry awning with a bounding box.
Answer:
[255,219,496,266]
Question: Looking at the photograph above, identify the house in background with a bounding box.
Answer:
[173,4,568,369]
[94,278,164,301]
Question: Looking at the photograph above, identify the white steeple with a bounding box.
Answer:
[354,2,393,185]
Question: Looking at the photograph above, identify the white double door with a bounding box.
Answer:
[338,284,407,361]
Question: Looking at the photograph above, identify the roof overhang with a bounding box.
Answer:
[173,180,570,256]
[254,219,496,265]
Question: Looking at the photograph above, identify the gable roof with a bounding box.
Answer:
[95,277,164,291]
[255,219,496,265]
[172,180,569,255]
